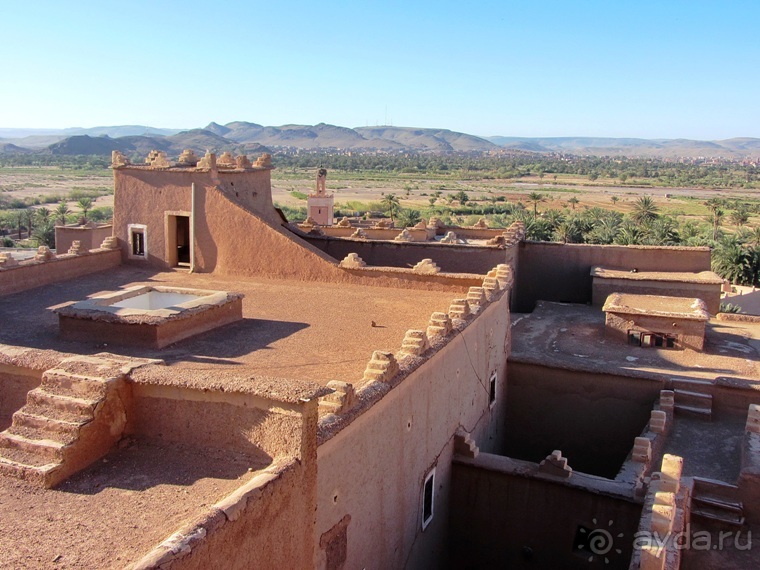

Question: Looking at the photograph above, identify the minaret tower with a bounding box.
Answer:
[307,167,334,225]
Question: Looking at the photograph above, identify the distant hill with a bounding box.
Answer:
[2,122,760,158]
[485,136,760,158]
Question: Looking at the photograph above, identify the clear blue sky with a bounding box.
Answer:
[1,0,758,139]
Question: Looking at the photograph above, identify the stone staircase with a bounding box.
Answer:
[691,477,745,528]
[671,378,713,419]
[0,354,147,488]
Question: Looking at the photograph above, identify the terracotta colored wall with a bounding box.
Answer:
[130,384,310,463]
[0,365,41,430]
[504,362,662,478]
[0,249,121,297]
[302,234,507,274]
[155,460,316,570]
[513,241,712,312]
[593,279,721,314]
[605,313,706,351]
[55,224,112,254]
[315,294,510,570]
[449,456,642,569]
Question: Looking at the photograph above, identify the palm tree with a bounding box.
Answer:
[711,238,754,285]
[396,208,422,228]
[631,196,659,224]
[729,208,749,227]
[76,197,93,222]
[381,193,401,225]
[36,207,51,224]
[610,196,619,205]
[24,209,34,239]
[55,201,71,226]
[567,197,580,210]
[32,220,56,249]
[704,198,724,241]
[527,192,545,218]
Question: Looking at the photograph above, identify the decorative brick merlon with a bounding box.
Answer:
[339,253,366,269]
[660,390,675,413]
[539,450,572,478]
[350,228,368,239]
[362,351,399,383]
[466,287,487,313]
[650,410,667,434]
[177,149,199,166]
[633,437,652,463]
[651,454,683,494]
[495,264,512,288]
[398,329,429,357]
[319,381,356,415]
[412,258,440,274]
[235,155,252,169]
[427,312,452,340]
[747,404,760,434]
[454,427,479,459]
[34,246,54,262]
[440,231,461,244]
[394,229,413,242]
[100,236,119,250]
[67,240,82,256]
[0,253,19,267]
[482,277,500,300]
[253,153,272,168]
[111,150,130,168]
[145,150,171,168]
[448,299,471,320]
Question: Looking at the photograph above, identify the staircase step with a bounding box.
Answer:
[0,444,61,468]
[674,389,713,402]
[41,370,108,400]
[694,495,743,513]
[12,410,85,439]
[0,432,65,460]
[7,424,77,446]
[692,503,745,527]
[0,455,59,485]
[26,389,98,418]
[674,403,712,418]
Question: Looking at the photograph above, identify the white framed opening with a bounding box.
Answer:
[128,224,147,260]
[489,371,497,408]
[421,467,436,530]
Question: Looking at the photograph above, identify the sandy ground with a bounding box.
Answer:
[0,266,457,388]
[0,439,261,569]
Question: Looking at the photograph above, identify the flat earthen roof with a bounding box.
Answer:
[591,266,723,284]
[0,266,459,392]
[602,293,709,321]
[511,301,760,382]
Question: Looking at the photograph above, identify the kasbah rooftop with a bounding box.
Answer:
[0,148,758,569]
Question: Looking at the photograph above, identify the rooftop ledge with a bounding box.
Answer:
[602,293,709,321]
[591,265,723,285]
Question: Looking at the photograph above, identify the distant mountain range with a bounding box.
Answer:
[1,123,759,159]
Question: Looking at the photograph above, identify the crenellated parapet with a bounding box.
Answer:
[111,149,273,171]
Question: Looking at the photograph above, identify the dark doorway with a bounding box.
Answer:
[176,216,190,266]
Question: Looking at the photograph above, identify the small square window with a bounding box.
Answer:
[422,468,436,530]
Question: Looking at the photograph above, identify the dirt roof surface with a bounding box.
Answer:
[510,301,760,381]
[0,439,263,569]
[602,293,709,320]
[591,266,723,284]
[0,265,457,389]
